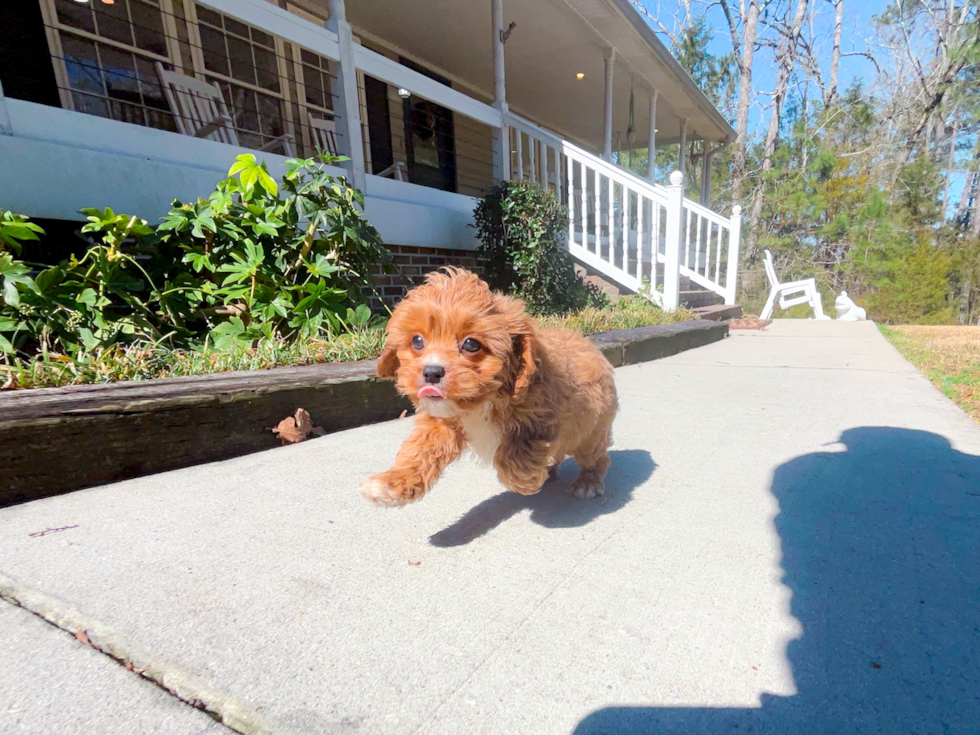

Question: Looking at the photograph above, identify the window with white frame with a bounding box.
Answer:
[186,3,293,152]
[40,0,181,130]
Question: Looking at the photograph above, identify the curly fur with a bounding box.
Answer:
[361,269,618,507]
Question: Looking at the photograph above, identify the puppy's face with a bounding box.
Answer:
[377,270,536,416]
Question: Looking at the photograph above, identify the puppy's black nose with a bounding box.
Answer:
[423,365,445,384]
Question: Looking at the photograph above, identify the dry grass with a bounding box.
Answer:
[880,325,980,424]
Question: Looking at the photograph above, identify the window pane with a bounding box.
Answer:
[256,92,284,136]
[300,49,318,68]
[131,0,168,56]
[251,29,273,49]
[56,0,96,34]
[224,18,249,40]
[61,34,106,95]
[227,35,256,86]
[72,92,110,118]
[304,70,325,109]
[100,44,141,104]
[95,0,135,47]
[199,24,229,76]
[254,46,280,93]
[109,99,148,127]
[195,5,222,27]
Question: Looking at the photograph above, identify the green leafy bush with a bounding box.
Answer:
[0,154,389,358]
[473,180,605,315]
[158,154,389,347]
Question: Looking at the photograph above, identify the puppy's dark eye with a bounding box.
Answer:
[461,338,482,353]
[411,335,424,350]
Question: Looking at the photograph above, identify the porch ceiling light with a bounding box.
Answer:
[397,88,411,99]
[71,0,88,3]
[576,73,585,80]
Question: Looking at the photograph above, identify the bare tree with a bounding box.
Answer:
[746,0,811,260]
[719,0,769,206]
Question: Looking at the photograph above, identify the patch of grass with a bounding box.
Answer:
[2,296,694,391]
[880,324,980,424]
[537,295,697,334]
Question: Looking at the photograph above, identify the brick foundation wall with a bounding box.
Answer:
[369,245,483,310]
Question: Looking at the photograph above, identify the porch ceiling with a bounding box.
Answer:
[335,0,733,152]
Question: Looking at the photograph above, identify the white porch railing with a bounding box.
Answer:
[506,113,742,309]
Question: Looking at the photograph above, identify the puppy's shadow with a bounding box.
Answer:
[429,449,656,547]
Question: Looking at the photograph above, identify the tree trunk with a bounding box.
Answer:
[943,118,958,219]
[727,0,761,208]
[827,0,843,107]
[745,0,810,262]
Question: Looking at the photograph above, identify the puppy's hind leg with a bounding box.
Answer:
[568,424,613,499]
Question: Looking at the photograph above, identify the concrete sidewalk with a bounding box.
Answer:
[2,320,978,734]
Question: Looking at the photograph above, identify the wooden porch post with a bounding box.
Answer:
[325,0,366,191]
[602,47,615,161]
[646,89,657,183]
[491,0,510,181]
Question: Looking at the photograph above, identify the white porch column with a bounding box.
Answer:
[602,48,615,161]
[491,0,510,181]
[662,170,684,311]
[700,141,710,204]
[0,80,12,136]
[678,118,687,176]
[325,0,366,191]
[646,90,657,183]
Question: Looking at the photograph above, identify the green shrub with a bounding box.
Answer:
[0,154,390,358]
[155,153,390,347]
[473,180,605,315]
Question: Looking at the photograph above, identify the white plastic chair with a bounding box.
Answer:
[761,249,828,319]
[157,63,293,155]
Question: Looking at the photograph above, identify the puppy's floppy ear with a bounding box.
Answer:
[376,342,400,378]
[512,326,537,402]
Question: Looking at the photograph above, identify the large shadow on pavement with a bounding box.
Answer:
[573,427,980,734]
[429,449,655,547]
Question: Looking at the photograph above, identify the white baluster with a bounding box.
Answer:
[715,222,723,285]
[529,136,536,183]
[663,171,684,311]
[516,132,524,180]
[692,212,704,273]
[725,205,742,305]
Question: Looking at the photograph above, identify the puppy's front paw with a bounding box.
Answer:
[360,473,420,507]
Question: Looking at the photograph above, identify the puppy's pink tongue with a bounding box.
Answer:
[418,386,445,399]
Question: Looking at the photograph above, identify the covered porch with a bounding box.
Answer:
[0,0,739,308]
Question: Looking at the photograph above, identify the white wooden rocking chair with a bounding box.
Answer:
[761,249,829,319]
[157,63,293,155]
[307,112,406,181]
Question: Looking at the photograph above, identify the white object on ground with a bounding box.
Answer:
[835,291,867,321]
[761,249,830,320]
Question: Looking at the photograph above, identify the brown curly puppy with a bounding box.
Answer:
[360,269,618,507]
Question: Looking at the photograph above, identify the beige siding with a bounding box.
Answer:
[454,114,494,197]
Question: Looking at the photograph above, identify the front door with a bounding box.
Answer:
[399,58,457,192]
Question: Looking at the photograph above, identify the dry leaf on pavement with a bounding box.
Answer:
[272,408,326,445]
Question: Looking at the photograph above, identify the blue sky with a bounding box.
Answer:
[637,0,892,132]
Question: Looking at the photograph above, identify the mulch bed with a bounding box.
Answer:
[728,316,773,330]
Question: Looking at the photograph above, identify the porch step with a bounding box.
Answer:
[680,289,724,309]
[692,303,742,321]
